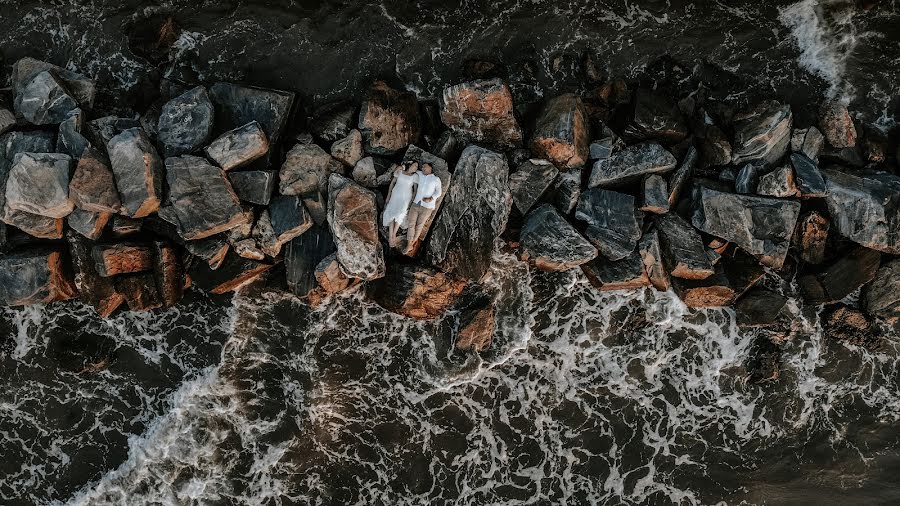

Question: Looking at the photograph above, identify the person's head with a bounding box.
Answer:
[421,162,433,175]
[403,161,418,174]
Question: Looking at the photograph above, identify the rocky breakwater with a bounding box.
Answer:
[0,57,898,355]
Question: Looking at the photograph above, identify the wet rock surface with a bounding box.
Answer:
[327,174,385,280]
[520,204,597,272]
[206,121,269,171]
[358,81,421,155]
[15,70,79,125]
[589,142,676,188]
[509,159,558,214]
[439,78,522,149]
[366,262,466,320]
[157,86,214,157]
[731,100,792,166]
[107,128,163,218]
[0,249,75,306]
[621,89,688,144]
[823,169,900,255]
[165,155,246,240]
[576,188,641,261]
[530,94,590,169]
[227,170,276,206]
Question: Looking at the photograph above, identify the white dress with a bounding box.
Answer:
[382,172,417,228]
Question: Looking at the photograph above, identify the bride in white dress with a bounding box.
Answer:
[382,161,419,248]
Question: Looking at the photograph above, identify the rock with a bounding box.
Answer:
[12,57,95,111]
[744,336,782,384]
[358,81,421,155]
[700,124,732,167]
[227,170,275,206]
[185,235,229,270]
[863,126,888,164]
[819,101,857,148]
[115,274,162,312]
[67,208,111,240]
[823,169,900,254]
[206,121,269,171]
[794,211,829,264]
[0,249,75,306]
[582,251,650,291]
[111,216,143,237]
[520,204,597,272]
[91,244,153,277]
[756,165,798,198]
[233,239,265,260]
[208,82,295,166]
[57,108,89,158]
[621,88,688,144]
[151,242,184,308]
[351,156,378,188]
[279,142,343,196]
[530,94,590,169]
[735,163,760,194]
[640,174,669,213]
[863,259,900,321]
[188,251,275,294]
[823,306,880,350]
[588,136,622,162]
[789,153,826,197]
[508,159,559,214]
[365,263,467,320]
[254,195,312,257]
[66,231,124,316]
[327,174,385,280]
[314,253,351,294]
[667,145,697,208]
[107,128,163,218]
[549,169,581,215]
[456,301,495,353]
[588,141,677,188]
[0,207,63,239]
[0,130,56,173]
[432,130,463,165]
[302,191,328,226]
[5,152,73,218]
[799,246,880,305]
[0,109,15,135]
[671,264,737,308]
[285,224,336,297]
[575,188,641,261]
[638,229,669,290]
[820,144,865,167]
[309,101,356,142]
[331,129,363,167]
[156,86,214,157]
[731,100,792,166]
[14,70,79,125]
[426,145,512,280]
[655,213,715,280]
[165,155,246,240]
[85,116,141,148]
[692,187,801,269]
[791,126,825,162]
[400,145,452,257]
[735,288,789,327]
[439,78,522,149]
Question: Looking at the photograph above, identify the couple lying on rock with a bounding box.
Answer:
[382,160,443,253]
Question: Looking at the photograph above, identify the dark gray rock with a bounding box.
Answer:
[12,57,95,111]
[187,250,275,294]
[5,152,73,218]
[432,130,463,165]
[0,109,16,136]
[756,165,798,198]
[285,224,335,297]
[735,163,761,194]
[227,170,275,205]
[789,153,826,198]
[819,101,857,148]
[640,174,669,214]
[799,247,880,305]
[732,100,792,166]
[157,86,214,157]
[66,231,124,317]
[820,144,864,167]
[85,116,141,148]
[185,235,229,270]
[69,146,121,213]
[622,89,688,144]
[351,156,379,188]
[366,263,468,320]
[588,142,677,188]
[254,195,312,257]
[208,82,295,167]
[638,229,669,291]
[309,101,356,142]
[111,216,143,237]
[358,81,421,155]
[0,207,63,239]
[656,213,715,280]
[426,145,512,280]
[668,145,697,208]
[575,188,641,261]
[791,126,825,162]
[549,169,581,215]
[864,259,900,321]
[530,94,591,169]
[67,208,110,240]
[327,174,385,280]
[302,190,328,226]
[14,70,79,125]
[0,130,56,173]
[671,264,735,308]
[107,128,163,218]
[735,288,789,328]
[439,78,522,150]
[509,159,559,214]
[588,137,617,162]
[0,249,75,306]
[823,169,900,254]
[520,204,597,272]
[206,121,269,171]
[582,251,650,291]
[57,108,89,158]
[165,155,247,240]
[699,124,732,167]
[279,142,343,196]
[692,187,801,269]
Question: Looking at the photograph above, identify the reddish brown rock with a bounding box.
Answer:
[0,249,76,306]
[66,231,124,317]
[69,146,120,213]
[314,253,351,294]
[165,155,247,240]
[440,78,522,149]
[91,244,153,277]
[151,242,184,308]
[530,94,591,169]
[794,211,829,264]
[358,81,421,155]
[819,101,857,148]
[824,306,879,349]
[366,263,467,320]
[456,293,495,352]
[115,274,162,312]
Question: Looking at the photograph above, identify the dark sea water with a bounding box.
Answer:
[1,1,900,505]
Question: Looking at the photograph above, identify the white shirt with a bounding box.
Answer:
[413,172,442,209]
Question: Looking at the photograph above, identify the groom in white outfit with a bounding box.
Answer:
[405,162,442,253]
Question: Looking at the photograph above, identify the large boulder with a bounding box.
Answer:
[5,152,73,218]
[426,145,512,280]
[588,141,677,188]
[640,174,669,213]
[279,142,343,196]
[12,57,95,111]
[188,251,275,294]
[799,247,880,305]
[327,174,385,280]
[331,129,363,167]
[530,94,590,169]
[358,81,420,155]
[366,263,467,320]
[582,251,650,291]
[621,89,688,144]
[165,155,247,240]
[520,204,597,272]
[655,213,714,280]
[731,100,792,166]
[253,195,312,257]
[0,130,56,172]
[823,169,900,254]
[107,128,163,218]
[67,208,111,240]
[285,224,335,297]
[691,186,801,269]
[14,70,79,125]
[575,188,641,261]
[439,78,522,149]
[66,232,124,317]
[0,249,76,306]
[819,101,857,148]
[864,259,900,321]
[508,159,558,214]
[755,165,798,198]
[208,82,295,167]
[0,208,63,239]
[157,86,214,157]
[205,121,269,171]
[115,274,162,312]
[228,170,276,206]
[309,101,356,142]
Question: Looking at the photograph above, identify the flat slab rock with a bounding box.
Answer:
[107,128,163,218]
[358,81,421,155]
[508,159,558,214]
[209,82,294,167]
[366,263,467,320]
[426,145,512,281]
[530,93,590,169]
[227,170,275,206]
[655,213,714,280]
[823,169,900,254]
[575,188,641,261]
[157,86,214,157]
[5,152,74,218]
[327,174,385,280]
[15,70,79,125]
[12,57,96,111]
[166,155,247,240]
[582,251,650,291]
[67,208,111,240]
[254,195,312,257]
[206,121,269,171]
[92,243,153,277]
[692,186,800,269]
[0,249,76,306]
[400,145,452,257]
[731,100,792,166]
[521,204,597,272]
[188,251,276,294]
[439,78,522,150]
[279,142,343,196]
[589,141,677,188]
